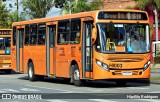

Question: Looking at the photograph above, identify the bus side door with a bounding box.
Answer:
[82,17,93,79]
[46,22,57,76]
[16,27,24,72]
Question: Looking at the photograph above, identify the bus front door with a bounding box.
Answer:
[46,25,56,76]
[16,28,24,72]
[82,21,93,79]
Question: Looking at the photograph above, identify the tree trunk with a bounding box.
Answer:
[154,9,159,41]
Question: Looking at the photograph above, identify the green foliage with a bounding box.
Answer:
[0,1,9,28]
[136,0,160,12]
[0,1,27,28]
[90,0,104,11]
[72,0,90,13]
[126,6,133,10]
[153,55,160,66]
[0,1,10,28]
[149,24,154,29]
[21,0,54,19]
[54,0,67,8]
[62,0,104,14]
[7,10,26,28]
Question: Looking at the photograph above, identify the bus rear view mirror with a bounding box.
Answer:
[92,28,97,45]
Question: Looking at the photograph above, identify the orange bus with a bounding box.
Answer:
[0,29,12,73]
[11,9,150,86]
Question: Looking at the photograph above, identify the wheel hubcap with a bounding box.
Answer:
[29,67,33,78]
[74,69,79,80]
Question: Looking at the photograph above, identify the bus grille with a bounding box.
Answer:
[112,70,142,76]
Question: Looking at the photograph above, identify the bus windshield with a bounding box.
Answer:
[0,37,11,54]
[96,23,150,53]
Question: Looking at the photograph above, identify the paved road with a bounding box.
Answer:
[0,74,160,102]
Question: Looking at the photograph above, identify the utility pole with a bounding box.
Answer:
[16,0,19,21]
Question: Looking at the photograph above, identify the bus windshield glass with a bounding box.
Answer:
[0,37,11,54]
[96,23,150,53]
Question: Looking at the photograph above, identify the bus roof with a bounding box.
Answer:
[12,9,148,26]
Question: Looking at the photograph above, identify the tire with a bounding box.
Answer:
[28,62,37,81]
[116,80,127,87]
[71,64,83,86]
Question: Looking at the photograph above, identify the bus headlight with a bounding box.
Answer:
[96,60,109,71]
[144,61,150,70]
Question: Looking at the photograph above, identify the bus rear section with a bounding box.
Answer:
[0,29,12,74]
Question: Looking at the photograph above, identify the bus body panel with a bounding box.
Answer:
[23,46,46,75]
[55,45,70,77]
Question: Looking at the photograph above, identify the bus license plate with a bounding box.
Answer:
[122,72,132,76]
[3,65,9,68]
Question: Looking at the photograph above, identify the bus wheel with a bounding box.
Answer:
[72,65,83,86]
[28,62,37,81]
[116,80,127,86]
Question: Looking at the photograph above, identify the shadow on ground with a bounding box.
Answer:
[17,75,151,88]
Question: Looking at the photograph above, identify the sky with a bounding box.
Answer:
[2,0,62,18]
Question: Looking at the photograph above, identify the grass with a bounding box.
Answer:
[150,77,160,81]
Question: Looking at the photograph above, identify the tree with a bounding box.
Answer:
[54,0,67,8]
[7,10,26,28]
[59,0,104,14]
[89,0,104,11]
[70,0,90,14]
[0,1,10,28]
[21,0,54,19]
[136,0,160,42]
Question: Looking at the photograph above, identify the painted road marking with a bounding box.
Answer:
[147,91,160,93]
[20,88,40,92]
[25,85,73,93]
[0,89,19,93]
[47,100,68,102]
[126,87,149,90]
[137,99,160,102]
[88,99,117,102]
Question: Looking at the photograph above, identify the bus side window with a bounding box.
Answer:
[70,19,81,44]
[58,20,69,44]
[30,24,37,45]
[25,25,30,45]
[38,23,46,45]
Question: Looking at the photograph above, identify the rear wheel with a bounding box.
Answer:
[28,62,37,81]
[71,65,84,86]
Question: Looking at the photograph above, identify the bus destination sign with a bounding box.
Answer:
[98,11,147,20]
[0,30,11,35]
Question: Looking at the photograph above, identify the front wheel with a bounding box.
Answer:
[71,65,84,86]
[28,62,37,81]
